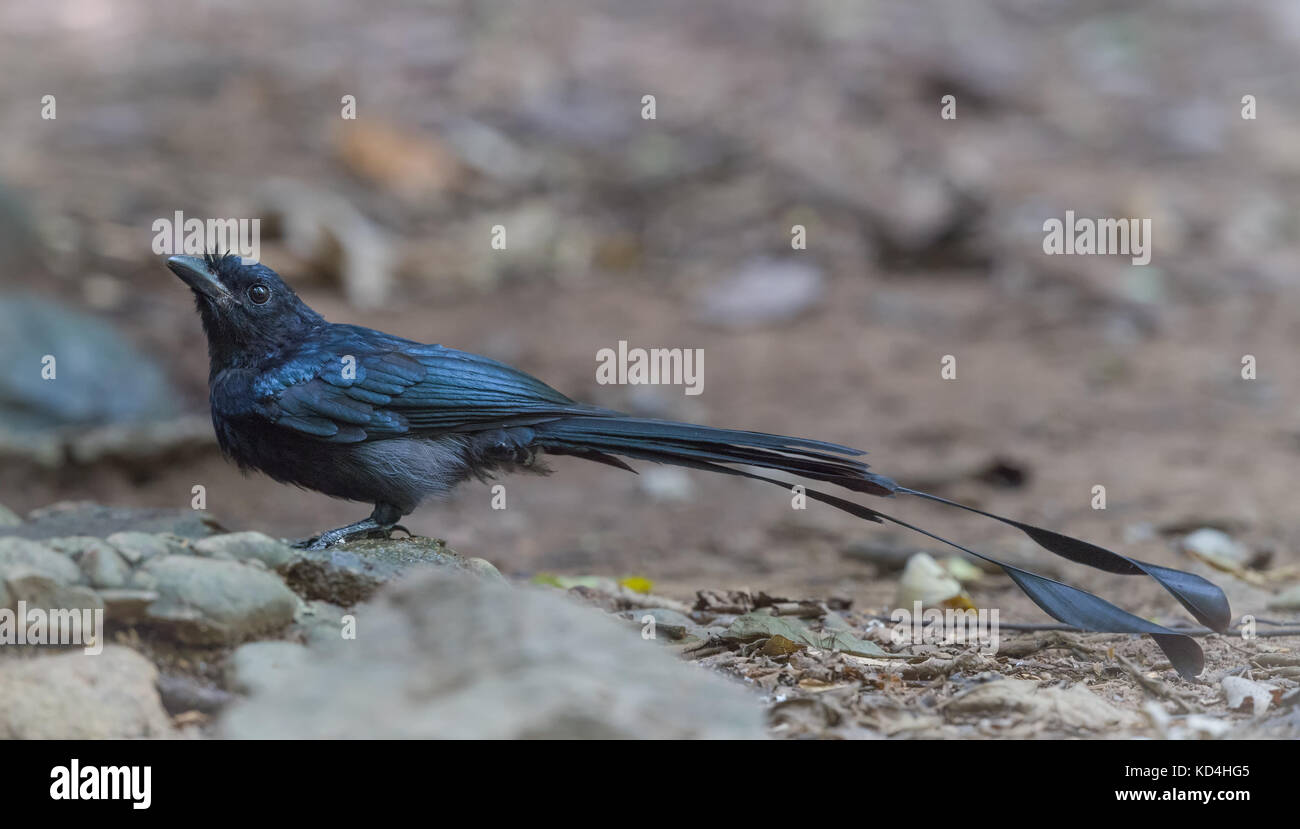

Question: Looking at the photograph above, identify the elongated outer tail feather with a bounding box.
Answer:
[535,416,1230,680]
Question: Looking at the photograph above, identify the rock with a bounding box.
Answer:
[0,646,174,738]
[192,532,295,570]
[1269,584,1300,611]
[873,169,969,257]
[0,503,20,527]
[283,536,489,605]
[220,569,767,739]
[618,607,696,628]
[156,674,235,716]
[6,502,217,542]
[63,538,133,588]
[63,415,217,466]
[294,599,350,647]
[0,182,43,279]
[616,607,709,642]
[142,556,298,645]
[44,535,100,557]
[0,536,82,584]
[98,589,160,625]
[638,466,695,502]
[0,536,98,612]
[695,258,825,329]
[127,569,159,590]
[1178,528,1251,568]
[225,641,308,695]
[464,557,504,581]
[106,531,189,564]
[4,569,102,612]
[0,295,179,432]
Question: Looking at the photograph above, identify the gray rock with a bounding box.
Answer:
[0,646,174,738]
[0,503,20,527]
[156,673,235,716]
[63,415,217,467]
[220,569,767,739]
[618,607,696,628]
[106,531,189,564]
[4,502,218,543]
[127,569,159,590]
[0,427,62,468]
[68,538,132,589]
[1268,584,1300,611]
[1179,528,1251,567]
[192,532,295,570]
[44,535,102,558]
[695,258,825,329]
[294,599,351,647]
[98,589,160,626]
[0,182,43,281]
[0,536,83,587]
[464,557,504,581]
[142,555,298,645]
[616,607,708,642]
[638,466,695,502]
[4,569,102,612]
[283,536,487,605]
[225,641,308,695]
[0,294,179,432]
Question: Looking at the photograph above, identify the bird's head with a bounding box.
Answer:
[167,253,324,369]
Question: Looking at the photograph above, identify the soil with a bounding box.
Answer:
[1,0,1297,737]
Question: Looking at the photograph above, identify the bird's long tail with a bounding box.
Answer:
[535,416,1230,679]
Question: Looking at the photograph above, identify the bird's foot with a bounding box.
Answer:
[291,504,413,550]
[292,518,409,550]
[388,523,414,540]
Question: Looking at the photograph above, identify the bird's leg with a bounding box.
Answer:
[293,503,408,550]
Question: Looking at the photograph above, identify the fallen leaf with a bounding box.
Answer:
[1222,676,1277,716]
[618,576,654,594]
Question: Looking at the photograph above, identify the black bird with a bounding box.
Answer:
[168,252,1229,678]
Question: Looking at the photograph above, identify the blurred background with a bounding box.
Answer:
[1,0,1297,617]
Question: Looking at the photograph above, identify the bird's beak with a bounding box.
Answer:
[167,255,231,300]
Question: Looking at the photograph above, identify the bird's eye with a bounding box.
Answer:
[247,283,271,305]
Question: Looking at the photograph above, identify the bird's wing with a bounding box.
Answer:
[248,330,606,443]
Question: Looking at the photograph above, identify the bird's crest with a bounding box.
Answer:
[202,250,243,279]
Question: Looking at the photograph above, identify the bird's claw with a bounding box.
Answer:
[388,523,413,539]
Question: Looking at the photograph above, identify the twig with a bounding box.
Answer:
[1115,653,1202,714]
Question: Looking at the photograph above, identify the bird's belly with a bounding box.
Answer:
[217,418,472,513]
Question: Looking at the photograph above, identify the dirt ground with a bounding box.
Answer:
[1,0,1298,737]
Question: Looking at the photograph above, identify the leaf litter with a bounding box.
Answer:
[555,578,1299,739]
